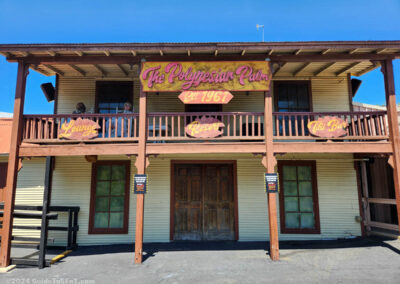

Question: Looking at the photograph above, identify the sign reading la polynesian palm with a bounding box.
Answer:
[140,61,271,92]
[185,116,225,138]
[59,118,100,140]
[307,116,348,138]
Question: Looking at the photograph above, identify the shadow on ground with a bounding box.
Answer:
[66,236,400,262]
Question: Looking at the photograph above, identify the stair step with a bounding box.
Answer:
[0,211,58,220]
[11,243,40,249]
[11,258,51,267]
[12,236,55,243]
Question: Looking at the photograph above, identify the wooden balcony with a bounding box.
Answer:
[22,111,389,144]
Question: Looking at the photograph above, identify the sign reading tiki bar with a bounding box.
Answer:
[59,118,100,140]
[307,116,348,138]
[178,91,233,104]
[134,174,148,194]
[185,116,225,138]
[265,173,279,193]
[140,61,271,92]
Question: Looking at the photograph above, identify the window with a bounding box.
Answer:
[275,81,311,112]
[278,161,320,234]
[96,81,133,114]
[89,161,130,234]
[274,81,312,136]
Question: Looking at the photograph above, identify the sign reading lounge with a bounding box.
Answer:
[140,61,271,92]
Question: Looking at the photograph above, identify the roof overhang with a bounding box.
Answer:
[0,41,399,78]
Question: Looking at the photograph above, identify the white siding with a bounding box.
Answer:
[14,154,361,244]
[57,77,351,114]
[238,153,361,241]
[13,158,46,238]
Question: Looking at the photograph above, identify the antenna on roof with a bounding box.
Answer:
[256,24,264,42]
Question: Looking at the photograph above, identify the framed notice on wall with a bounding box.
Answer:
[134,174,148,194]
[264,173,279,193]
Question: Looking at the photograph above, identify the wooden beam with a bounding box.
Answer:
[47,51,56,56]
[268,49,274,55]
[376,48,387,54]
[30,65,50,76]
[273,62,287,75]
[335,62,363,76]
[187,50,191,56]
[43,64,64,76]
[117,64,129,76]
[348,48,359,54]
[19,51,29,57]
[321,49,330,55]
[381,59,400,233]
[347,73,353,112]
[354,62,380,77]
[269,53,394,62]
[19,143,139,157]
[0,51,10,57]
[134,88,147,264]
[360,161,372,231]
[93,64,107,76]
[294,49,302,55]
[215,50,218,56]
[18,141,393,157]
[159,50,164,56]
[68,64,86,76]
[264,90,279,261]
[104,50,110,56]
[7,54,268,64]
[74,51,83,56]
[293,62,311,76]
[241,49,246,56]
[131,50,137,56]
[314,62,336,76]
[0,62,29,267]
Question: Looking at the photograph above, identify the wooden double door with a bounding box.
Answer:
[173,162,236,241]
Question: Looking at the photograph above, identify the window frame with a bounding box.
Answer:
[278,160,320,234]
[89,160,131,234]
[273,80,313,112]
[95,81,133,114]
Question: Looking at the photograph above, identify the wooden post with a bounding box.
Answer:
[360,161,371,232]
[264,90,279,261]
[381,59,400,232]
[134,86,147,264]
[0,62,29,267]
[38,156,53,269]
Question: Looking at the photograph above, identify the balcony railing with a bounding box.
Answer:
[274,111,389,140]
[23,113,139,142]
[147,112,265,141]
[21,111,388,144]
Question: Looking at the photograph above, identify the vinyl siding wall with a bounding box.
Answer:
[56,76,351,114]
[9,153,361,246]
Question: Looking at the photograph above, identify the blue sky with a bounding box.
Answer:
[0,0,399,114]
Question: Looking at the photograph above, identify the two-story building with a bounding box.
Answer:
[0,41,399,268]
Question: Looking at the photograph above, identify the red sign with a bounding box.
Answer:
[179,91,233,104]
[185,116,225,138]
[307,116,348,138]
[59,118,100,140]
